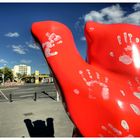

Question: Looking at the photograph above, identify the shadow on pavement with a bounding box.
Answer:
[42,91,56,101]
[24,118,55,137]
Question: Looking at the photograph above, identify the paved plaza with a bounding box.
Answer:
[0,94,74,137]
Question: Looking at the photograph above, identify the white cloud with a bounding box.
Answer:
[84,5,125,23]
[20,59,32,64]
[101,4,125,23]
[84,4,140,25]
[133,3,140,11]
[85,10,104,22]
[26,42,40,50]
[0,59,8,64]
[5,32,19,37]
[124,11,140,25]
[12,45,27,54]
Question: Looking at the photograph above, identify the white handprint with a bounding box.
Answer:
[101,123,123,136]
[42,32,63,57]
[79,69,109,100]
[117,32,140,66]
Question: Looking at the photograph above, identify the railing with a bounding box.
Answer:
[0,83,59,102]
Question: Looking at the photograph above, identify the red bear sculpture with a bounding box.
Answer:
[31,21,140,137]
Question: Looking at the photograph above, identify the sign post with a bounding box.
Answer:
[35,70,39,84]
[2,74,4,85]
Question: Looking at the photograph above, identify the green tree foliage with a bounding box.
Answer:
[0,69,3,82]
[0,67,13,82]
[16,73,27,81]
[16,73,23,80]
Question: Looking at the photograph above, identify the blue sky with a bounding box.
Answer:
[0,3,140,74]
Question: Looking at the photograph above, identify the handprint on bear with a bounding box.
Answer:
[117,32,140,66]
[79,69,109,100]
[42,32,63,58]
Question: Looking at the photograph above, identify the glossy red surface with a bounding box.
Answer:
[31,21,140,137]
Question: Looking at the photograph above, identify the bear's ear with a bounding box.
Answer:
[84,21,105,44]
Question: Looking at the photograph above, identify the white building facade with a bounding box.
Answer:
[13,64,31,77]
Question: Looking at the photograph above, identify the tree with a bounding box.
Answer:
[0,67,13,82]
[16,73,27,80]
[0,69,3,83]
[16,73,22,80]
[3,67,13,82]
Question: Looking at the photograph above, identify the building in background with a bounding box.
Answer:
[35,70,53,84]
[12,65,53,83]
[13,64,31,78]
